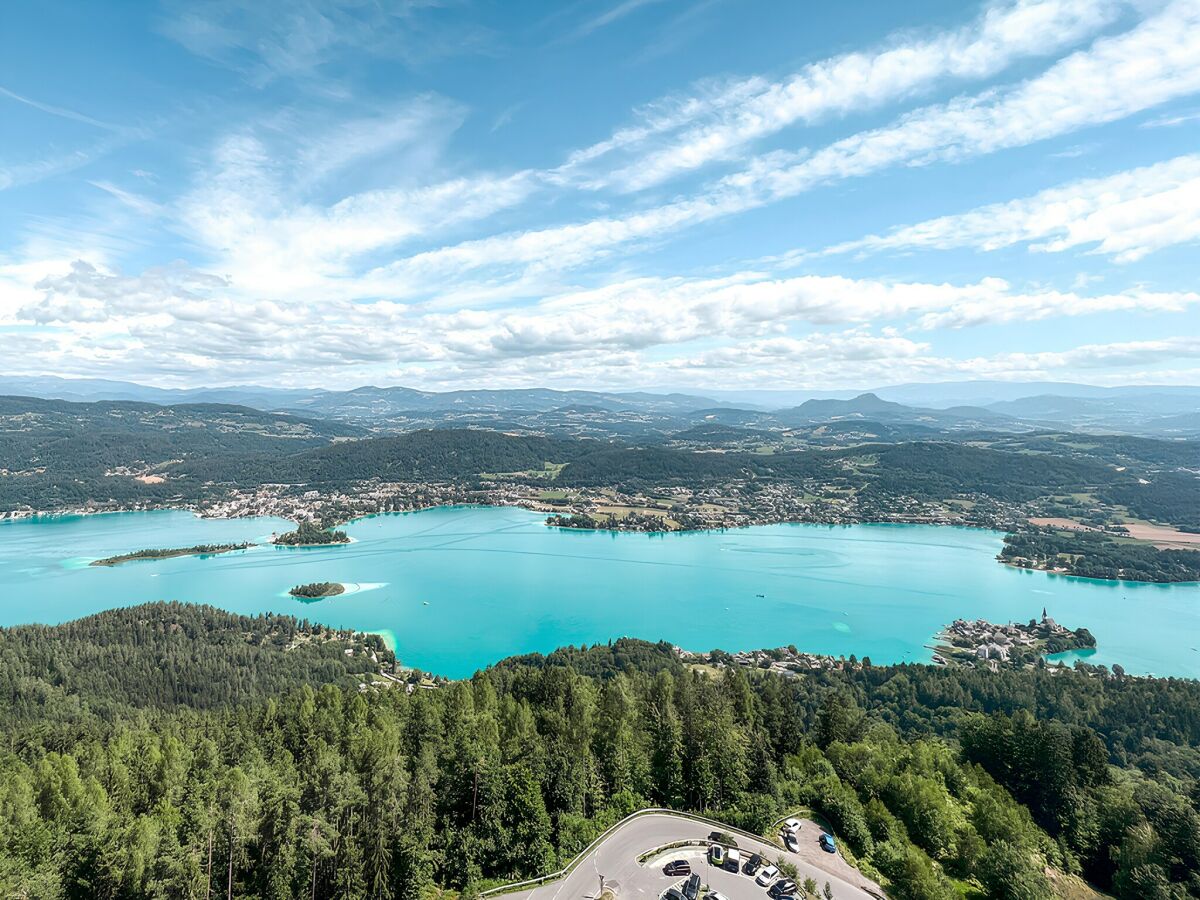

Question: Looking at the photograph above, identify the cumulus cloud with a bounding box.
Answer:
[6,0,1200,392]
[10,257,1199,388]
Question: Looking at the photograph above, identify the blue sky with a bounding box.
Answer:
[2,0,1199,390]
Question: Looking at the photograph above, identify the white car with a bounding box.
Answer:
[783,818,802,832]
[756,865,779,887]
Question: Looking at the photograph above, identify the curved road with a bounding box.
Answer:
[508,813,884,900]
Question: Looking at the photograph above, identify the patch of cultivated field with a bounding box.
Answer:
[1121,523,1200,549]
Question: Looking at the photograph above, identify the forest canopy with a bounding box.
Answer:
[0,606,1197,899]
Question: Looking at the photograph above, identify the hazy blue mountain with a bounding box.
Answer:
[986,392,1200,432]
[4,377,1195,438]
[0,376,321,409]
[774,393,1017,430]
[278,386,726,419]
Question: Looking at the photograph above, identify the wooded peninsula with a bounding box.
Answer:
[89,542,252,566]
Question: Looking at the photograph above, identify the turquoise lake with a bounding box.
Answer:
[1,506,1196,679]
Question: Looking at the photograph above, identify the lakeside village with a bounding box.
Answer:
[675,611,1098,677]
[0,475,1028,536]
[357,614,1103,701]
[349,612,1102,699]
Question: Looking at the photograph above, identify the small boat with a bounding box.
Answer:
[755,593,765,598]
[422,601,430,606]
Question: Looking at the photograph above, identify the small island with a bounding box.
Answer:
[90,543,252,567]
[933,612,1096,669]
[288,581,346,599]
[273,521,350,546]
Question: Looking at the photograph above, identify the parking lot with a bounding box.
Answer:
[505,812,884,900]
[648,847,782,900]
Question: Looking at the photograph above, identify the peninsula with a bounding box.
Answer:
[933,613,1096,669]
[1000,525,1200,583]
[89,543,252,567]
[289,581,346,599]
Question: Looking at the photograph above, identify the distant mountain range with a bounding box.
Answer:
[1,376,1197,438]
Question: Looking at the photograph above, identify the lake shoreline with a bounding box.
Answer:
[3,507,1197,679]
[4,499,1194,585]
[89,543,253,567]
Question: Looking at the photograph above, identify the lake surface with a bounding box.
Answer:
[1,506,1196,679]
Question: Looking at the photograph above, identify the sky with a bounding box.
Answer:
[2,0,1200,391]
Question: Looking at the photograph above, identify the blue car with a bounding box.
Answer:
[819,834,836,854]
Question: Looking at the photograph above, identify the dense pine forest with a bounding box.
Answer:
[1,605,1198,899]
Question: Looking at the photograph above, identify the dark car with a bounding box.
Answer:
[663,889,686,900]
[768,879,797,898]
[664,860,691,877]
[743,853,763,876]
[819,834,837,854]
[683,873,702,900]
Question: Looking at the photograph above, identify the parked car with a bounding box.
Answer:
[664,860,691,877]
[783,831,799,852]
[683,873,702,900]
[819,834,837,854]
[663,889,686,900]
[783,818,802,832]
[724,848,742,873]
[743,853,763,876]
[704,893,730,900]
[755,865,779,887]
[709,844,724,866]
[768,879,798,898]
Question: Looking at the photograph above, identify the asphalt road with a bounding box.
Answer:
[507,813,884,900]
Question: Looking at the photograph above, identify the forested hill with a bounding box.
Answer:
[0,602,391,722]
[0,607,1197,899]
[3,401,1197,534]
[180,427,596,485]
[0,395,362,510]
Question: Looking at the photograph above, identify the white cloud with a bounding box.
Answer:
[159,0,490,84]
[571,0,670,38]
[389,0,1200,287]
[735,0,1200,197]
[0,85,123,132]
[561,0,1128,190]
[11,257,1199,388]
[817,153,1200,262]
[174,122,539,298]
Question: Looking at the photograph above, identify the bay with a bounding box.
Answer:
[1,506,1196,679]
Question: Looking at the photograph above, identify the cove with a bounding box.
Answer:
[1,505,1196,680]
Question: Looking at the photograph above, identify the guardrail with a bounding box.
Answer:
[478,807,813,897]
[479,807,662,897]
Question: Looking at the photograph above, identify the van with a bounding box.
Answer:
[724,848,741,872]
